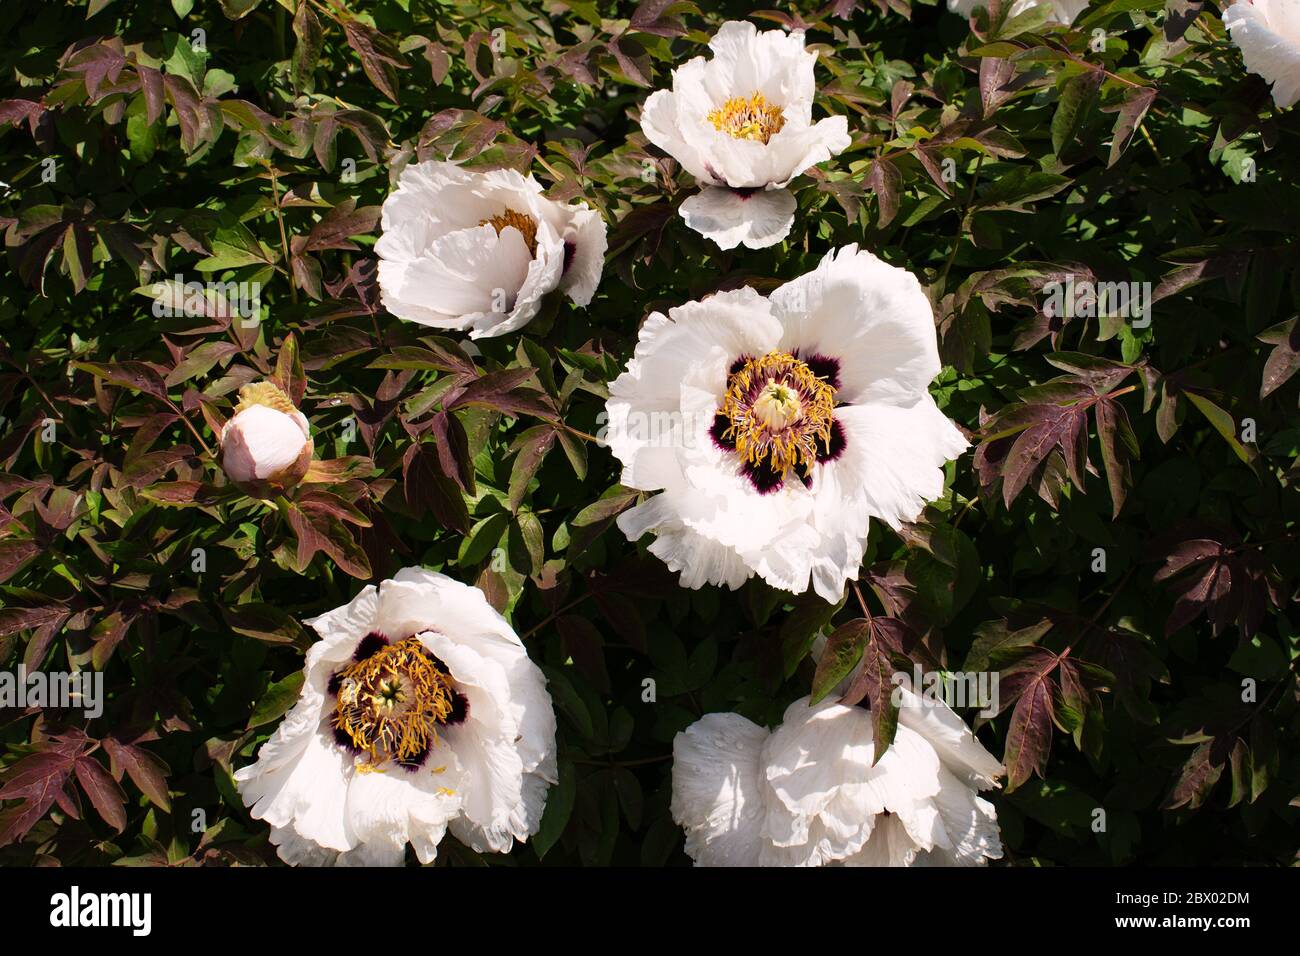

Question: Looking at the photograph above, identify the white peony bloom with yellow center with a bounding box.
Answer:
[234,567,557,866]
[640,21,850,250]
[604,244,968,603]
[376,160,607,338]
[671,684,1004,866]
[1225,0,1300,108]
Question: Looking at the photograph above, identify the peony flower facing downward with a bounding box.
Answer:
[671,685,1004,867]
[1225,0,1300,108]
[604,245,968,603]
[220,381,313,497]
[641,21,850,250]
[376,160,607,338]
[234,567,557,866]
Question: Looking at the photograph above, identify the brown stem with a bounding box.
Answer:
[267,164,299,305]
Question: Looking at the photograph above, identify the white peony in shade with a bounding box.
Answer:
[671,686,1004,866]
[376,160,607,338]
[640,21,850,250]
[947,0,1091,25]
[1225,0,1300,108]
[234,567,557,866]
[604,244,968,603]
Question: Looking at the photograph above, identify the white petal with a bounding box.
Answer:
[705,21,816,113]
[831,399,968,531]
[239,725,355,853]
[343,767,419,851]
[557,202,608,306]
[475,230,565,339]
[382,567,514,641]
[766,116,852,187]
[927,766,1004,865]
[641,88,717,185]
[760,698,878,864]
[671,712,770,866]
[1226,0,1300,108]
[895,682,1004,790]
[389,223,531,324]
[427,634,527,844]
[841,813,924,866]
[604,288,782,489]
[680,186,796,250]
[771,243,941,407]
[304,585,380,651]
[335,838,407,867]
[269,824,339,866]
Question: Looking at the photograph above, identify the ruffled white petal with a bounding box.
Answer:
[1226,0,1300,108]
[705,21,817,116]
[304,585,380,651]
[680,187,797,250]
[832,399,968,531]
[670,712,769,866]
[770,244,942,407]
[558,203,607,306]
[766,116,852,188]
[895,681,1005,790]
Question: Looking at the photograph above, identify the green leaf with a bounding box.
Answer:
[533,758,575,860]
[811,619,869,704]
[1184,391,1252,464]
[248,670,305,730]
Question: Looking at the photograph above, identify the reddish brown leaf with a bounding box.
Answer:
[74,756,127,832]
[1004,667,1055,791]
[101,738,172,814]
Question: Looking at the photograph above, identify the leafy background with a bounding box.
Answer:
[0,0,1296,867]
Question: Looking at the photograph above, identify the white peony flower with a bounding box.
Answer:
[234,567,557,866]
[376,160,608,338]
[604,244,968,603]
[640,21,850,250]
[947,0,1090,26]
[1225,0,1300,108]
[219,381,313,496]
[671,685,1004,866]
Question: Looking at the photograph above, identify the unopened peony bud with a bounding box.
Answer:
[220,382,313,496]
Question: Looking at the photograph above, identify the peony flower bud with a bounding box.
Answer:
[220,382,313,496]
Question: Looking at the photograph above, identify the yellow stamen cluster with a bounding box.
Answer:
[480,208,539,256]
[332,637,455,769]
[234,381,297,416]
[707,92,786,144]
[719,351,835,478]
